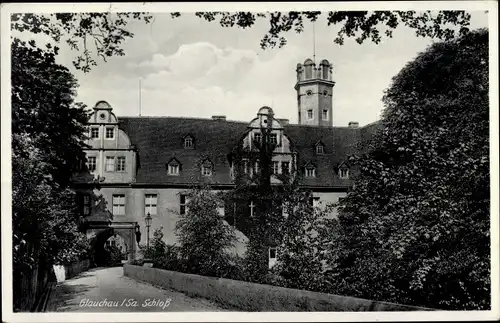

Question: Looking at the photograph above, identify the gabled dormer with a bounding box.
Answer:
[200,158,213,177]
[183,134,195,149]
[166,157,182,176]
[314,140,326,155]
[304,161,317,178]
[338,161,350,179]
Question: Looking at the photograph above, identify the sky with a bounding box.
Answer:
[17,10,489,127]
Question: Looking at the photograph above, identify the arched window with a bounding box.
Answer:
[305,65,312,79]
[322,65,329,80]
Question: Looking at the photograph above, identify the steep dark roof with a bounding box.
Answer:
[119,117,375,189]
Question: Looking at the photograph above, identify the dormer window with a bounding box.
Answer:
[304,162,316,178]
[168,164,179,175]
[184,135,194,149]
[315,142,325,154]
[254,133,261,143]
[338,162,350,179]
[201,159,213,177]
[167,158,181,176]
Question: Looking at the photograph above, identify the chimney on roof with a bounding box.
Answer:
[212,115,226,121]
[348,121,359,128]
[278,118,289,125]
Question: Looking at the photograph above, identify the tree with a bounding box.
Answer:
[328,29,489,310]
[175,185,238,278]
[270,180,334,293]
[12,11,473,73]
[173,11,472,49]
[11,12,153,72]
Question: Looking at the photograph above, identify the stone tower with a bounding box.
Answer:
[295,58,335,127]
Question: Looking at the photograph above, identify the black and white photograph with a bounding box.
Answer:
[1,1,499,322]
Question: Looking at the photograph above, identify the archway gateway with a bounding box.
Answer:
[86,221,140,264]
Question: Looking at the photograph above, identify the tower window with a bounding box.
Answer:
[306,90,313,96]
[254,133,261,143]
[323,90,328,97]
[307,110,313,120]
[90,127,99,139]
[322,109,329,120]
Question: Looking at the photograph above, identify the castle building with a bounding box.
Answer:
[73,58,378,266]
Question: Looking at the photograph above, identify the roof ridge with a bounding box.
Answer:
[120,116,248,125]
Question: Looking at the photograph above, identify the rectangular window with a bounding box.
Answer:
[309,196,320,207]
[249,200,256,217]
[105,156,115,172]
[83,194,91,216]
[87,156,97,172]
[316,145,324,154]
[272,161,280,174]
[145,194,158,216]
[229,163,235,179]
[254,133,261,143]
[281,161,290,174]
[105,127,114,139]
[305,168,315,177]
[269,133,277,145]
[322,109,328,120]
[112,194,125,215]
[282,202,289,218]
[116,156,126,172]
[269,247,277,259]
[307,110,313,120]
[242,159,249,174]
[180,194,187,215]
[168,164,179,175]
[91,127,99,139]
[217,204,225,217]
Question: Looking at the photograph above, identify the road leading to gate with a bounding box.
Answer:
[45,266,226,312]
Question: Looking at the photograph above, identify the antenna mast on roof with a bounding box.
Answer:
[139,78,142,116]
[312,19,316,65]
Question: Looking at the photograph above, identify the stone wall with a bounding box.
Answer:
[123,264,435,312]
